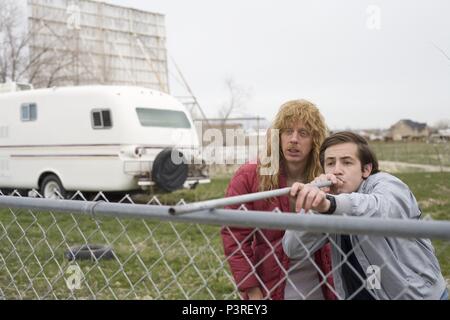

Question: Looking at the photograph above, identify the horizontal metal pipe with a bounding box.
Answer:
[1,195,450,240]
[168,180,333,215]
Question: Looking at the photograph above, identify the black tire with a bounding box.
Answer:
[65,244,115,261]
[152,148,188,192]
[40,174,67,199]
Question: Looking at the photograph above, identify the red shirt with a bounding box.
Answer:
[220,163,336,300]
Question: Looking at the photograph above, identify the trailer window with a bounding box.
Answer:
[102,110,112,127]
[91,109,112,129]
[21,103,37,121]
[136,108,191,129]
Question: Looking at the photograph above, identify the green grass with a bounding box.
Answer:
[393,172,450,282]
[0,210,236,299]
[0,179,236,300]
[370,141,450,167]
[0,173,449,299]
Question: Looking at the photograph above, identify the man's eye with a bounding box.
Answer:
[326,162,334,166]
[299,130,309,137]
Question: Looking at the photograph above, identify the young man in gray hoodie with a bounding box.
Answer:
[282,131,448,300]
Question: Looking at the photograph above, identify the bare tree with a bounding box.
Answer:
[217,78,252,146]
[430,43,450,132]
[0,0,77,87]
[431,42,450,62]
[0,0,26,83]
[218,77,251,120]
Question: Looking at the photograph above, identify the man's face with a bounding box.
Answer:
[280,121,313,165]
[323,142,372,194]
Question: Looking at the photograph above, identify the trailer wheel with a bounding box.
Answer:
[40,174,66,199]
[152,148,188,192]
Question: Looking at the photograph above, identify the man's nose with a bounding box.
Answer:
[289,132,300,143]
[332,163,344,175]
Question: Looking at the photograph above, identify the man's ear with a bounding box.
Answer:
[362,163,372,179]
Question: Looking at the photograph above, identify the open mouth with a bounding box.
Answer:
[286,148,301,155]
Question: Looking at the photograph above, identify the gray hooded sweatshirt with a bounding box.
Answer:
[282,172,446,300]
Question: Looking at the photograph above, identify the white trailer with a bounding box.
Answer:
[0,85,209,198]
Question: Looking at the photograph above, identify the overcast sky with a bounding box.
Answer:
[106,0,449,130]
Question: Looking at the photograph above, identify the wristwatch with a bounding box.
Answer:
[322,194,336,215]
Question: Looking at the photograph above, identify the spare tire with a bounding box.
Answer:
[65,244,114,261]
[152,148,188,192]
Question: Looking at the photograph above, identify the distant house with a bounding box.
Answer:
[430,129,450,142]
[357,130,385,142]
[388,119,430,141]
[356,130,371,140]
[368,133,385,142]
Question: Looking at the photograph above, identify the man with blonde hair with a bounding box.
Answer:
[221,99,336,300]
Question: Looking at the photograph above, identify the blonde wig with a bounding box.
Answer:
[258,99,328,191]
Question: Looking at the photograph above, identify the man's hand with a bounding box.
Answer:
[290,182,330,213]
[246,287,264,300]
[290,175,343,213]
[311,174,343,194]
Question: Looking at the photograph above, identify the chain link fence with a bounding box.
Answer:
[0,190,449,300]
